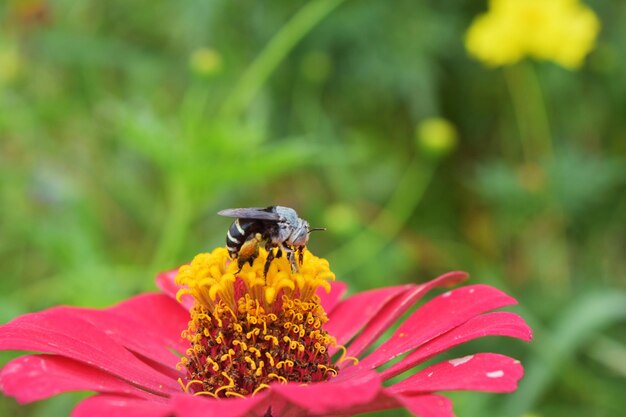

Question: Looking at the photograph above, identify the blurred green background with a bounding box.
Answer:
[1,0,625,416]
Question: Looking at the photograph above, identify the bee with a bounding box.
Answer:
[218,206,325,277]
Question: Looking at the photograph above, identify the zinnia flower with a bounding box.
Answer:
[465,0,600,69]
[0,247,531,416]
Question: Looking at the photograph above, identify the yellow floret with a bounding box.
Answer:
[176,247,335,312]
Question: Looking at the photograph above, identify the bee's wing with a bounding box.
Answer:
[217,207,281,221]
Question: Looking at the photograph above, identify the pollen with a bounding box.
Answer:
[175,247,340,397]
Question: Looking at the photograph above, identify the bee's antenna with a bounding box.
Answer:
[308,227,326,233]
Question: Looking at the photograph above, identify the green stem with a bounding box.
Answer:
[219,0,347,119]
[503,62,553,162]
[524,62,553,160]
[504,65,533,161]
[505,62,572,291]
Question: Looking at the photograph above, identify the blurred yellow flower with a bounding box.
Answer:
[416,117,458,158]
[465,0,600,69]
[189,47,222,77]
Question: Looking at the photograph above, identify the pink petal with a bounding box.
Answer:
[389,353,524,394]
[393,393,454,417]
[341,271,469,360]
[382,311,532,379]
[107,293,188,339]
[105,293,190,356]
[72,394,172,417]
[271,370,382,415]
[324,391,398,416]
[352,284,517,371]
[0,355,157,404]
[316,280,348,314]
[0,308,178,394]
[325,284,413,346]
[171,393,267,417]
[53,306,183,372]
[297,390,453,417]
[156,269,194,311]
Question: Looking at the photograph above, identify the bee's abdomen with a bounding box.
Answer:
[226,219,250,258]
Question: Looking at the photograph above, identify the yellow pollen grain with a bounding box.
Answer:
[246,328,260,339]
[207,358,220,372]
[233,340,247,351]
[268,373,287,383]
[252,383,270,396]
[214,372,235,397]
[225,391,245,398]
[193,390,218,398]
[255,361,265,377]
[248,346,262,358]
[213,310,223,327]
[224,305,237,320]
[244,357,257,371]
[264,335,279,346]
[337,354,359,366]
[180,379,204,393]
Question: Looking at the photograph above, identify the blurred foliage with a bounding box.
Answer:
[1,0,625,416]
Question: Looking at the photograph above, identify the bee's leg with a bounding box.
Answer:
[298,248,304,266]
[276,246,283,259]
[236,258,245,274]
[263,247,276,285]
[280,244,298,273]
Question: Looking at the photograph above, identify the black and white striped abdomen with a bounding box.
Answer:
[226,219,255,258]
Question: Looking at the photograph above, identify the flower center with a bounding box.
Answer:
[175,247,340,398]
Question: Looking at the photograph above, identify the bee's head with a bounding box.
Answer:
[290,220,326,249]
[289,219,310,248]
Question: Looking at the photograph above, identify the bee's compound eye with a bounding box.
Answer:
[300,230,310,245]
